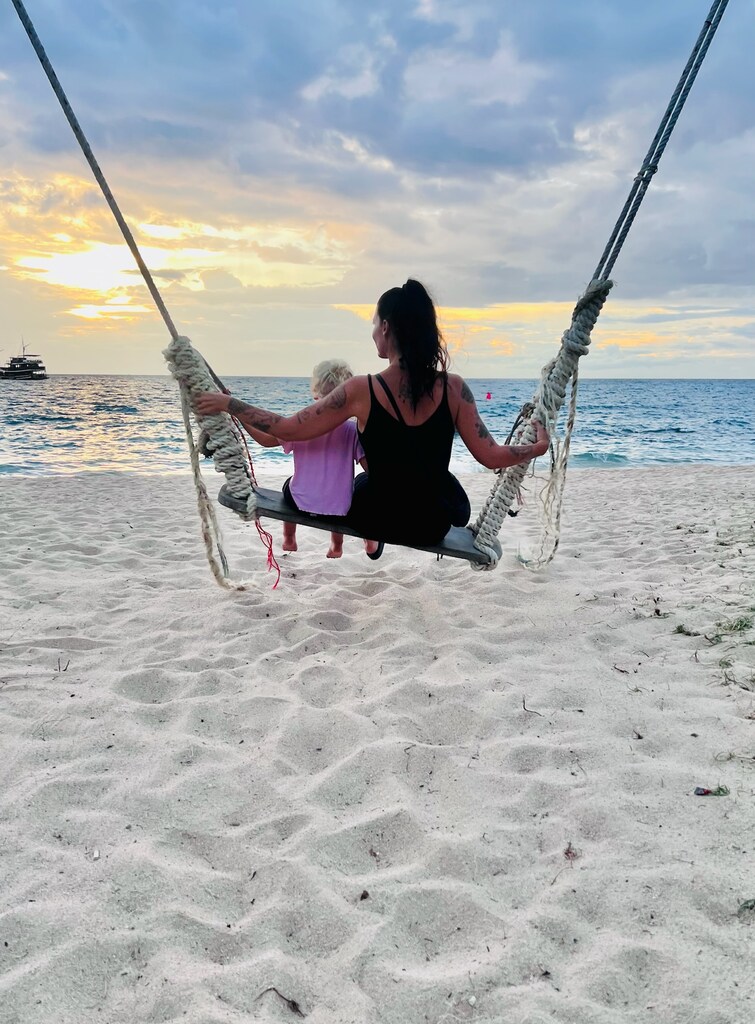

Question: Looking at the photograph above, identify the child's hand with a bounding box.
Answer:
[195,392,231,416]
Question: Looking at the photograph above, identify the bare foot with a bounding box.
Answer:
[327,532,344,558]
[363,539,379,556]
[282,537,298,552]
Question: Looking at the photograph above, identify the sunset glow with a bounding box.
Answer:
[0,2,751,376]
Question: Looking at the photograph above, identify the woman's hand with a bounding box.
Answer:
[194,391,231,416]
[531,419,550,457]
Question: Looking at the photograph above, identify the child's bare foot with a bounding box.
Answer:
[327,532,344,558]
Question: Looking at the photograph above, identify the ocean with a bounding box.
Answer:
[0,375,753,477]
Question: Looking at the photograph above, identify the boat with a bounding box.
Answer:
[0,343,48,380]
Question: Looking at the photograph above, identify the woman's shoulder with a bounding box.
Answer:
[340,374,371,420]
[445,372,471,397]
[321,374,369,404]
[443,374,476,417]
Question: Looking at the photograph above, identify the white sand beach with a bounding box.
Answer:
[1,465,753,1024]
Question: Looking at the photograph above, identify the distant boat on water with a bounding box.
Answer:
[0,342,48,380]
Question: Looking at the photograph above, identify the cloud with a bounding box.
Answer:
[301,44,384,102]
[0,0,752,375]
[404,31,548,107]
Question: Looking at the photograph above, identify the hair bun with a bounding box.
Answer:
[376,279,448,408]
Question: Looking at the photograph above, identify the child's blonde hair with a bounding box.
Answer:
[311,359,353,397]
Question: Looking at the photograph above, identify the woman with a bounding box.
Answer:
[195,279,549,556]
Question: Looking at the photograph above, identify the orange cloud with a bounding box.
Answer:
[335,302,552,357]
[335,303,373,321]
[488,337,517,356]
[68,297,153,321]
[1,172,362,325]
[594,331,666,350]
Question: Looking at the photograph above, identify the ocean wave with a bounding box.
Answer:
[626,425,694,435]
[572,452,630,465]
[91,403,139,414]
[3,413,80,425]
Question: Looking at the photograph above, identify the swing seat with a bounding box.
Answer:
[217,485,494,565]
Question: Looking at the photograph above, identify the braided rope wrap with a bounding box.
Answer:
[163,336,255,590]
[163,336,255,516]
[471,279,613,569]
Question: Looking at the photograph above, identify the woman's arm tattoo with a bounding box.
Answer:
[227,398,281,433]
[475,417,494,445]
[461,381,475,403]
[319,384,347,412]
[509,443,541,462]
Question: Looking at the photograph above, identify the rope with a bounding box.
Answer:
[471,0,730,569]
[11,0,266,588]
[594,0,730,282]
[471,280,611,567]
[163,336,258,590]
[10,0,179,341]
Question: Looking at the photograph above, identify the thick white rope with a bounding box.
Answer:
[471,279,612,569]
[163,335,256,590]
[7,3,259,589]
[522,365,580,568]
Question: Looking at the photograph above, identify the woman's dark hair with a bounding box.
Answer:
[377,278,449,409]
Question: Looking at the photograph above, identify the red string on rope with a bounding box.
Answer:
[231,414,281,589]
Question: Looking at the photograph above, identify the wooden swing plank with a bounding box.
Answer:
[217,485,492,565]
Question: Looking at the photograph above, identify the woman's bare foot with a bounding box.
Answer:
[363,539,379,556]
[327,532,344,558]
[282,523,298,552]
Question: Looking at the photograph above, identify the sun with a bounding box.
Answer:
[15,242,159,292]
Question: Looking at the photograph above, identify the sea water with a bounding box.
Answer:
[0,375,753,476]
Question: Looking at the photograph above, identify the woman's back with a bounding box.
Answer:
[362,365,450,425]
[359,372,454,483]
[347,371,468,546]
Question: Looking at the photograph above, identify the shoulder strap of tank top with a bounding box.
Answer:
[375,374,406,425]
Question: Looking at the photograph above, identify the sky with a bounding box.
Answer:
[0,0,753,378]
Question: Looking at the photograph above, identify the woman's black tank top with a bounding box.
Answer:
[347,373,460,545]
[359,373,455,488]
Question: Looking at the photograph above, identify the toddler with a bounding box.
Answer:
[246,359,372,558]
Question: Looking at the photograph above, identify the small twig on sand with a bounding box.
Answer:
[255,988,306,1018]
[522,696,542,716]
[715,751,755,766]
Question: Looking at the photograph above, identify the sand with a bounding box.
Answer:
[1,465,753,1024]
